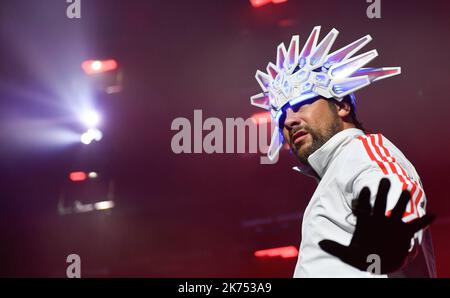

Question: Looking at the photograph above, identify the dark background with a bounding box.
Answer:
[0,0,449,277]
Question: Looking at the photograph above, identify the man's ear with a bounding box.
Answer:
[336,100,352,118]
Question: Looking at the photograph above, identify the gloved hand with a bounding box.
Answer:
[319,178,435,274]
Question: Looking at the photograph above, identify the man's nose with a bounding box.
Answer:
[284,108,301,130]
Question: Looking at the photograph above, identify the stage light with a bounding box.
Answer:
[81,110,100,128]
[74,201,95,213]
[94,200,115,210]
[249,0,287,8]
[69,171,87,182]
[80,132,93,144]
[81,59,118,75]
[249,0,271,8]
[80,128,103,145]
[90,128,103,141]
[254,245,298,259]
[91,61,102,71]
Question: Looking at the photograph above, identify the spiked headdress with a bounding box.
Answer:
[251,26,401,161]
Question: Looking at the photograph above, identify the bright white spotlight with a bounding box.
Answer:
[81,110,100,128]
[80,132,93,144]
[80,128,103,145]
[91,60,103,71]
[89,128,103,141]
[94,200,115,210]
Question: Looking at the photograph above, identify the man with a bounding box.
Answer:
[250,26,436,277]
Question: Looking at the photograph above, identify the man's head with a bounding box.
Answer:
[250,26,401,161]
[281,96,363,165]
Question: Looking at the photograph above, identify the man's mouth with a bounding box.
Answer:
[291,129,308,145]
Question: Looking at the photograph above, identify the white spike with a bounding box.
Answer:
[309,28,339,67]
[255,70,271,92]
[326,35,372,66]
[330,49,378,79]
[266,62,279,79]
[267,128,283,161]
[276,43,287,70]
[350,67,401,82]
[299,26,321,59]
[330,76,371,98]
[250,93,271,110]
[285,35,299,72]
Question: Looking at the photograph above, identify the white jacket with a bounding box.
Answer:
[293,128,436,278]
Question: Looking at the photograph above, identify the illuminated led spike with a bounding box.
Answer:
[255,70,271,92]
[267,127,283,161]
[276,43,287,70]
[273,72,284,88]
[266,63,279,79]
[330,49,378,79]
[250,93,271,110]
[325,35,372,66]
[350,67,401,83]
[309,28,338,67]
[330,76,371,98]
[299,26,320,59]
[284,35,299,72]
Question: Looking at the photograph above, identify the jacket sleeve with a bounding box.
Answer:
[351,167,427,252]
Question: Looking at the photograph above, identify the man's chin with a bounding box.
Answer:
[292,143,312,165]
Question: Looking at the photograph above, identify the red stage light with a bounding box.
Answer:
[249,0,287,8]
[254,245,298,259]
[69,171,87,182]
[81,59,118,75]
[249,0,272,8]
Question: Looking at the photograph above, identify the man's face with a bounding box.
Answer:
[282,98,343,165]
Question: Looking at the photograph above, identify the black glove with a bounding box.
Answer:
[319,178,435,274]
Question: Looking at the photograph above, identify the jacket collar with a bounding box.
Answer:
[293,128,365,179]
